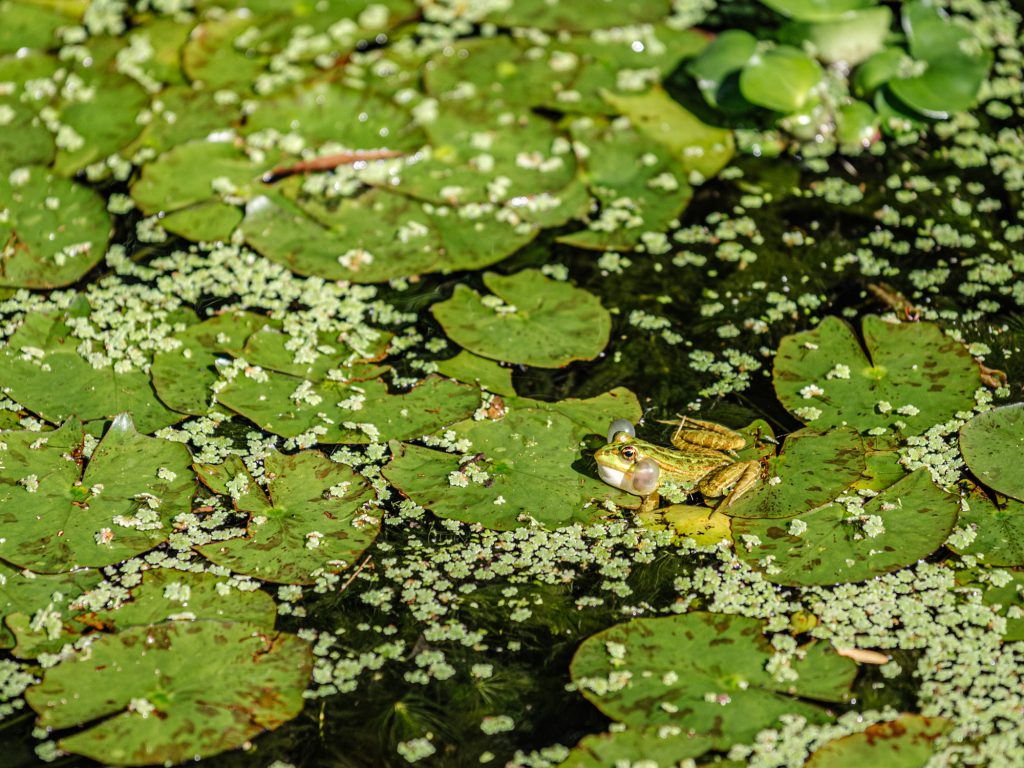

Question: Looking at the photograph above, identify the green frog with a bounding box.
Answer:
[594,417,762,512]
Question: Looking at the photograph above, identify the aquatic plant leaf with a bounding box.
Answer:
[955,568,1024,642]
[0,312,182,433]
[0,0,77,53]
[0,53,59,169]
[569,612,856,742]
[483,0,671,31]
[773,316,978,435]
[687,29,757,112]
[559,727,717,768]
[26,620,311,765]
[384,407,640,530]
[509,387,642,437]
[852,47,904,97]
[558,118,692,250]
[0,166,109,288]
[782,6,891,65]
[959,404,1024,503]
[636,504,732,546]
[759,0,877,22]
[723,428,865,519]
[0,415,195,573]
[192,455,271,515]
[8,568,276,658]
[949,488,1024,567]
[0,562,101,649]
[805,714,951,766]
[431,269,610,368]
[734,469,959,586]
[739,46,822,113]
[602,86,734,180]
[435,351,516,397]
[196,451,378,584]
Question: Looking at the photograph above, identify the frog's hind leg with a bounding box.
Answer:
[698,460,762,508]
[671,417,747,452]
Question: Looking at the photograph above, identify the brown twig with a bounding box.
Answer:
[339,554,374,592]
[262,149,404,183]
[867,282,920,321]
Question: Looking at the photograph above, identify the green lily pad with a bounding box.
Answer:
[601,86,734,180]
[569,612,856,743]
[853,47,905,98]
[773,316,979,436]
[557,117,692,250]
[0,53,58,170]
[26,620,312,765]
[959,405,1024,503]
[636,504,733,546]
[836,101,880,149]
[759,0,877,22]
[783,6,892,65]
[723,428,865,519]
[806,714,951,767]
[482,0,671,31]
[7,568,276,658]
[435,351,516,397]
[0,166,110,288]
[687,29,757,112]
[949,488,1024,567]
[122,86,240,161]
[383,406,639,530]
[734,469,959,586]
[559,727,717,768]
[955,568,1024,642]
[0,562,101,649]
[0,311,183,434]
[739,45,822,114]
[0,0,78,54]
[431,269,610,368]
[195,450,378,584]
[509,387,642,437]
[0,415,195,573]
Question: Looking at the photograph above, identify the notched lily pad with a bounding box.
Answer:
[26,620,312,765]
[949,487,1024,567]
[0,562,101,649]
[431,269,611,368]
[960,404,1024,503]
[806,713,951,767]
[559,726,718,768]
[0,415,194,573]
[569,611,856,743]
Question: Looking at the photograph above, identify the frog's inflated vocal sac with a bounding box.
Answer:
[594,417,762,512]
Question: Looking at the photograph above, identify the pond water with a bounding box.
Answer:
[0,0,1022,767]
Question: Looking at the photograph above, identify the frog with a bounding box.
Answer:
[594,417,763,513]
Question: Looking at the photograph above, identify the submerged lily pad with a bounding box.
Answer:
[384,406,639,530]
[196,450,378,584]
[0,166,110,288]
[960,404,1024,503]
[773,316,978,435]
[559,727,717,768]
[734,469,959,586]
[0,415,195,573]
[569,611,856,742]
[431,269,611,368]
[806,714,951,766]
[26,621,312,765]
[0,563,101,649]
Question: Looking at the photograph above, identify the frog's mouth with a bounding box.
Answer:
[598,465,630,491]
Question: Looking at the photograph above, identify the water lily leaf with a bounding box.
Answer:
[569,612,856,742]
[8,568,276,658]
[182,9,269,91]
[0,0,78,53]
[557,118,692,250]
[559,727,717,768]
[383,407,639,530]
[959,404,1024,503]
[0,166,110,288]
[835,101,880,150]
[431,269,610,368]
[0,415,195,573]
[238,324,391,380]
[123,86,240,160]
[601,86,734,180]
[955,568,1024,642]
[193,455,271,514]
[723,428,865,519]
[483,0,671,31]
[0,562,101,649]
[853,47,904,98]
[0,312,182,433]
[26,620,312,765]
[195,450,378,584]
[773,316,979,435]
[949,488,1024,567]
[687,29,757,112]
[435,351,516,397]
[637,504,732,546]
[739,45,822,113]
[759,0,877,22]
[806,714,951,767]
[509,387,642,437]
[734,469,959,586]
[782,6,891,65]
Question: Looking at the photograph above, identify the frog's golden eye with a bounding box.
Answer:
[621,445,637,461]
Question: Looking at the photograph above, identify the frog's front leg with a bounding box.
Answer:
[671,417,746,452]
[698,460,762,507]
[638,490,661,514]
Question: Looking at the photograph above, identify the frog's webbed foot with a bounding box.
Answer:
[638,491,661,514]
[698,460,762,507]
[671,417,747,452]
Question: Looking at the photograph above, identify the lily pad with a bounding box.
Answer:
[955,568,1024,642]
[0,311,183,434]
[782,6,892,65]
[482,0,671,31]
[0,0,77,54]
[435,351,516,397]
[806,714,951,767]
[0,415,195,573]
[734,469,959,586]
[759,0,877,22]
[569,611,856,743]
[26,620,312,765]
[195,450,378,584]
[0,166,110,288]
[559,727,717,768]
[383,406,639,530]
[723,428,865,519]
[431,269,611,368]
[636,504,732,546]
[687,29,757,112]
[949,488,1024,567]
[509,387,642,437]
[773,316,979,435]
[960,404,1024,503]
[0,562,101,649]
[739,46,822,114]
[0,53,58,170]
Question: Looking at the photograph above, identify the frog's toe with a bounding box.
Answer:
[699,460,762,506]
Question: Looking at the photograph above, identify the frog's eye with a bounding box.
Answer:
[621,445,637,461]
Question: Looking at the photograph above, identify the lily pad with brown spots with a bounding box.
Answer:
[0,562,101,649]
[805,713,951,767]
[960,404,1024,503]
